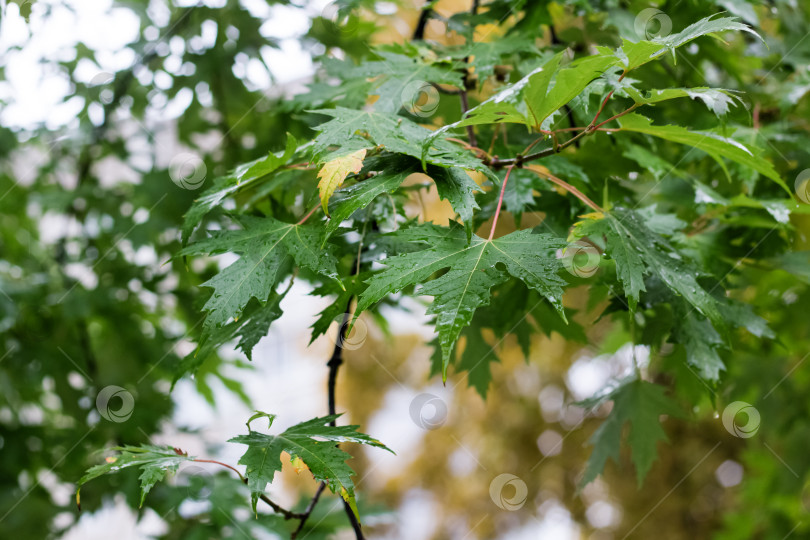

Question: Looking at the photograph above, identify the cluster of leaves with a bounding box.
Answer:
[174,9,798,495]
[4,0,810,538]
[77,413,391,520]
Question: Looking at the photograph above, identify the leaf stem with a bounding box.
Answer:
[297,204,321,225]
[190,458,305,520]
[446,137,491,160]
[590,71,627,126]
[532,169,603,212]
[592,104,638,130]
[191,458,245,481]
[488,165,514,241]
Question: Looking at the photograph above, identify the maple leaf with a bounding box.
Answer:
[76,445,193,509]
[228,414,393,517]
[339,49,464,113]
[317,148,367,215]
[427,165,482,241]
[323,154,418,238]
[622,86,740,117]
[575,209,721,325]
[617,113,787,192]
[356,223,567,380]
[618,15,761,70]
[309,107,492,177]
[182,133,299,241]
[581,379,684,487]
[173,294,286,384]
[179,216,342,331]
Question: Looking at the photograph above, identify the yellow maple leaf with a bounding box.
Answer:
[317,149,367,216]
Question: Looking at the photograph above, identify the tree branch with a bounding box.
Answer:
[327,300,366,539]
[290,482,327,539]
[293,289,364,539]
[458,90,477,148]
[412,3,432,40]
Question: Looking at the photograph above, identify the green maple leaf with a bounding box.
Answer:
[617,113,787,192]
[235,294,285,359]
[575,210,773,382]
[581,379,683,487]
[674,305,726,381]
[575,209,721,326]
[458,322,498,399]
[76,445,193,508]
[427,165,482,241]
[622,86,740,117]
[424,50,618,147]
[343,49,464,113]
[179,216,342,331]
[173,294,286,384]
[324,155,417,238]
[228,414,393,517]
[618,15,761,70]
[182,133,298,241]
[356,223,567,380]
[309,107,490,175]
[525,53,619,128]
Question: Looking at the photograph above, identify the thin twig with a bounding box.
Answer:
[295,271,364,539]
[458,0,479,147]
[592,104,639,130]
[290,482,328,539]
[459,91,478,148]
[590,71,627,126]
[488,119,625,168]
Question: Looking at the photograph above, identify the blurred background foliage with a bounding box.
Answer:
[1,0,810,538]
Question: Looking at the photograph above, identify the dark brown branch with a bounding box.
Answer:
[459,91,477,148]
[413,3,432,40]
[458,0,479,148]
[290,482,328,539]
[294,288,364,539]
[487,112,629,169]
[256,491,305,521]
[327,301,366,539]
